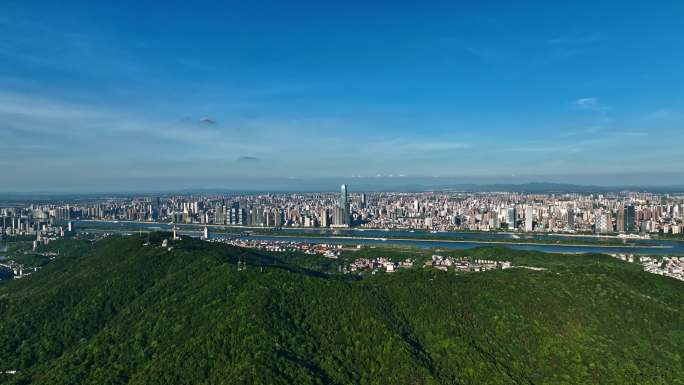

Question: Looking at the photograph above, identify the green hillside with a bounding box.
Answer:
[1,234,683,384]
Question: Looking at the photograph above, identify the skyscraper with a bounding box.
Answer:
[333,206,346,226]
[616,206,625,232]
[625,205,636,233]
[507,207,517,230]
[320,208,329,227]
[273,209,282,227]
[596,214,610,233]
[340,184,349,226]
[524,207,534,232]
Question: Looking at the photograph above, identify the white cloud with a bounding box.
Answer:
[547,34,602,45]
[573,97,609,112]
[392,141,471,152]
[560,125,604,137]
[0,91,257,156]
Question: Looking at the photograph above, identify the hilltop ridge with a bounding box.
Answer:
[0,234,683,384]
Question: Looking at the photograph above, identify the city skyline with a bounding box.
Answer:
[4,186,684,233]
[1,1,683,192]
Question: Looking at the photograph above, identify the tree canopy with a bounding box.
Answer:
[1,234,682,384]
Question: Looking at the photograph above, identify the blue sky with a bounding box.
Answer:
[1,1,683,191]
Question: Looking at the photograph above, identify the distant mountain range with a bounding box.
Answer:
[2,180,684,199]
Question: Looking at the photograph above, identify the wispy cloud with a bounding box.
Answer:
[199,117,217,125]
[560,125,604,137]
[392,141,471,152]
[237,156,259,162]
[573,97,609,112]
[547,34,603,46]
[644,108,674,120]
[501,127,651,156]
[0,16,141,80]
[432,36,505,64]
[0,91,254,154]
[616,131,648,137]
[498,143,587,154]
[361,139,472,162]
[522,33,604,71]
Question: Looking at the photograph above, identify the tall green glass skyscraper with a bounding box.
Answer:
[340,184,349,225]
[625,205,636,233]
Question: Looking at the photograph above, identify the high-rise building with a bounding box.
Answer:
[616,206,625,232]
[229,202,246,225]
[507,207,517,230]
[273,209,282,227]
[567,208,574,228]
[596,213,610,233]
[320,208,329,227]
[333,206,345,226]
[214,205,226,224]
[339,184,350,226]
[625,205,636,233]
[524,207,534,232]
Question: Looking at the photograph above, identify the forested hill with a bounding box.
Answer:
[1,235,683,384]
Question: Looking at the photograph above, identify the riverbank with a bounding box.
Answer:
[73,219,684,255]
[243,234,670,249]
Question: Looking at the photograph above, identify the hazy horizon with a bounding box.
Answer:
[2,173,684,194]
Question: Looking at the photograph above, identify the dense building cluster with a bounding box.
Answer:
[0,206,73,237]
[347,256,414,273]
[427,255,512,272]
[2,187,684,236]
[613,254,684,281]
[0,260,41,280]
[226,239,343,258]
[345,254,513,274]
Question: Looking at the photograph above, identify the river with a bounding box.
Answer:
[73,220,684,255]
